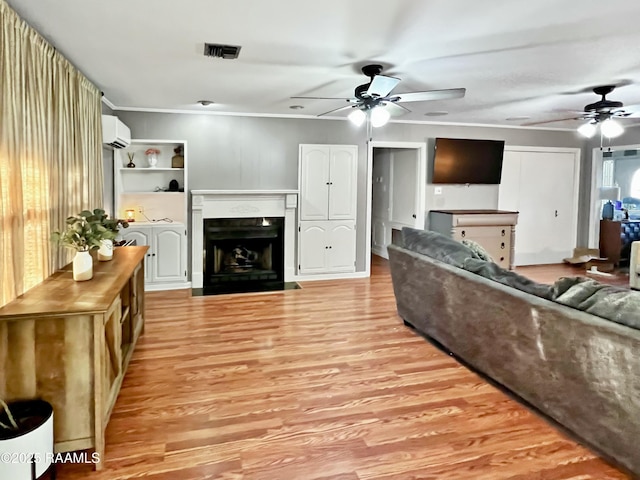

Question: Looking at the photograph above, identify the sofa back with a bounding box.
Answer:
[388,243,640,476]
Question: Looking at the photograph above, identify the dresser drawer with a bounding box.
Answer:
[452,225,511,269]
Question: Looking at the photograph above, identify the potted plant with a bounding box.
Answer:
[0,398,55,480]
[51,209,115,280]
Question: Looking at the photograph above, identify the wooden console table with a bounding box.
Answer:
[0,246,147,469]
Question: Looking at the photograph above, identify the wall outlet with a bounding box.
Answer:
[137,205,144,213]
[434,186,443,195]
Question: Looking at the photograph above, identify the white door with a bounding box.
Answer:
[390,149,419,226]
[328,146,358,220]
[298,222,328,274]
[500,149,579,265]
[153,226,185,282]
[122,227,152,283]
[327,221,356,273]
[300,145,330,221]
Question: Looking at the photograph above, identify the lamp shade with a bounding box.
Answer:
[348,108,366,127]
[370,106,390,128]
[577,121,597,138]
[599,186,620,202]
[600,119,624,138]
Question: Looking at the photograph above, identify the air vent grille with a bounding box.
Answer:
[204,43,241,59]
[624,150,638,156]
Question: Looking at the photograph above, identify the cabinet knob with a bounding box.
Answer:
[501,230,506,236]
[329,246,332,249]
[501,243,505,249]
[461,230,466,238]
[152,253,156,256]
[325,246,329,249]
[412,214,417,219]
[500,257,505,262]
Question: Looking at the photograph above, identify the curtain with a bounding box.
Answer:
[0,0,103,307]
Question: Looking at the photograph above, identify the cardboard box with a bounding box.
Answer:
[563,247,614,272]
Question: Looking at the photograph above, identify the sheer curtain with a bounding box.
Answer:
[0,0,103,307]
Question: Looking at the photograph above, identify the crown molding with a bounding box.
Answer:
[109,104,577,132]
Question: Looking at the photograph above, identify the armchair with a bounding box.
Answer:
[631,241,640,290]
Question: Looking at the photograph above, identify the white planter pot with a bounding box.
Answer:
[73,250,93,281]
[97,239,113,261]
[0,400,54,480]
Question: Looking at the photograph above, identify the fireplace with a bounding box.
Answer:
[203,217,284,294]
[191,190,298,294]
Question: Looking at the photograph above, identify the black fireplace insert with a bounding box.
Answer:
[202,217,285,294]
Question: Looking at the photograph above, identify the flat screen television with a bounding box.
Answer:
[432,137,505,184]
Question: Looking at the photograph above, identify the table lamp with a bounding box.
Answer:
[125,209,135,222]
[599,186,620,220]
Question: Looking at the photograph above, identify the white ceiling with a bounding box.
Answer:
[8,0,640,129]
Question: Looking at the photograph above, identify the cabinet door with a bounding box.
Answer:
[328,146,358,220]
[300,145,330,221]
[122,227,153,284]
[153,226,185,282]
[327,221,356,273]
[299,222,328,274]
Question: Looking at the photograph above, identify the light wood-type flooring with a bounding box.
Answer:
[57,258,630,479]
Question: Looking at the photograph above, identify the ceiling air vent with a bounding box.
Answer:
[624,149,638,156]
[204,43,241,59]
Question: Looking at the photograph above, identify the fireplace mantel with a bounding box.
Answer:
[191,190,298,289]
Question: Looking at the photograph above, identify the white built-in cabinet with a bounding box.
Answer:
[121,224,187,289]
[114,139,190,290]
[298,144,358,275]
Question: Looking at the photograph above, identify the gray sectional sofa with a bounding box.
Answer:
[388,227,640,477]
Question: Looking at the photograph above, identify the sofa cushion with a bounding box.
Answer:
[462,257,555,300]
[401,227,475,268]
[553,277,640,329]
[462,239,495,262]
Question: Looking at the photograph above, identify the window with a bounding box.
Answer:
[631,168,640,199]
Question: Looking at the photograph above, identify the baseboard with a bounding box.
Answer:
[295,271,369,282]
[145,282,192,292]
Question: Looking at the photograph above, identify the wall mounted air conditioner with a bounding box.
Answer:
[102,115,131,149]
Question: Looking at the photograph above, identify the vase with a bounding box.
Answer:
[147,153,158,168]
[0,400,54,480]
[97,239,113,261]
[73,250,93,281]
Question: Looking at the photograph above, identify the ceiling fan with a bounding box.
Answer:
[291,64,466,127]
[527,85,640,137]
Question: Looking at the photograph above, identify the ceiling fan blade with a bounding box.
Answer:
[390,88,466,103]
[522,116,581,126]
[383,102,411,116]
[615,105,640,117]
[317,104,354,117]
[366,75,400,98]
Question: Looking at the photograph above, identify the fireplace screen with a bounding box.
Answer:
[203,217,284,294]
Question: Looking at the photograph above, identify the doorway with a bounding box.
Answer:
[366,142,426,267]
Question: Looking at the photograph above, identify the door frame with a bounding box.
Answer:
[589,143,640,247]
[366,141,427,274]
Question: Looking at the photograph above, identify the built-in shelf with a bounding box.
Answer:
[120,168,184,172]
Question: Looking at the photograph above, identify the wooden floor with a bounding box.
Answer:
[58,258,630,479]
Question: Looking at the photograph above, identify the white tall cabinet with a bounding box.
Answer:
[114,139,189,291]
[298,144,357,275]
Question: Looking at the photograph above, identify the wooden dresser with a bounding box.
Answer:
[429,210,519,270]
[0,246,147,469]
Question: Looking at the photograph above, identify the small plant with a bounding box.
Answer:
[51,208,116,252]
[0,399,18,431]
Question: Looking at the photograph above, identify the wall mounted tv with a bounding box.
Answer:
[432,137,505,184]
